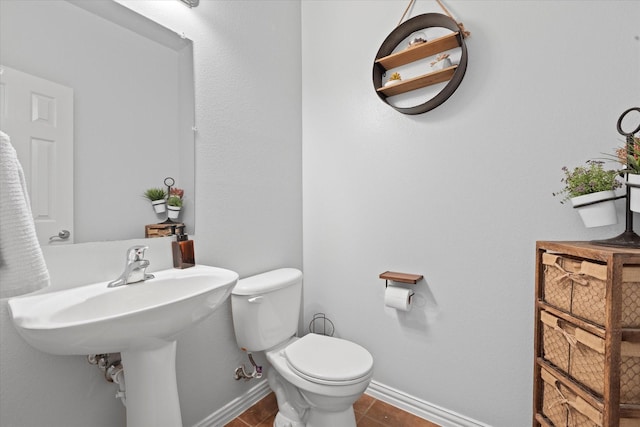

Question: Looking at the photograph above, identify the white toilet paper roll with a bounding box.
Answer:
[384,286,413,312]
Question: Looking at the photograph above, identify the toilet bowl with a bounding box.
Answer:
[231,268,374,427]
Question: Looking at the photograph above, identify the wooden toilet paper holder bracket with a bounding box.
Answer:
[379,271,423,288]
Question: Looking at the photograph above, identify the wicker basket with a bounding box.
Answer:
[540,367,640,427]
[541,310,640,404]
[541,310,572,373]
[540,367,601,427]
[542,253,640,327]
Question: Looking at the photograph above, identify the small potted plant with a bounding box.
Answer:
[554,160,621,227]
[167,195,183,220]
[384,72,402,87]
[144,187,167,213]
[615,136,640,212]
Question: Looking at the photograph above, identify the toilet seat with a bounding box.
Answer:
[284,334,373,386]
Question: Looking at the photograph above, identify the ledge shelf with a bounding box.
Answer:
[377,65,458,97]
[379,271,423,284]
[375,31,460,71]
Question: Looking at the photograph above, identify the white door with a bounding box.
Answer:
[0,65,74,245]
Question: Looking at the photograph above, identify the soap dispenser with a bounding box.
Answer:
[172,226,195,269]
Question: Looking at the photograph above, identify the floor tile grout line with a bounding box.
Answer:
[360,395,377,416]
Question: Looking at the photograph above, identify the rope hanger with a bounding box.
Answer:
[397,0,471,38]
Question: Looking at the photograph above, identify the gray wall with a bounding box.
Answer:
[301,1,639,426]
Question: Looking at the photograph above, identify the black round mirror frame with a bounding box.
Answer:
[372,13,468,115]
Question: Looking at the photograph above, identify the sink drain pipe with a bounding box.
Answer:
[87,353,127,406]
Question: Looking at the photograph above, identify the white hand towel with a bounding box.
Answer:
[0,130,50,298]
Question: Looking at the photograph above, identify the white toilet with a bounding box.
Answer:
[231,268,374,427]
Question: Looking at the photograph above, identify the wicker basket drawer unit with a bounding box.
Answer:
[534,242,640,427]
[540,367,640,427]
[541,252,640,327]
[541,310,640,404]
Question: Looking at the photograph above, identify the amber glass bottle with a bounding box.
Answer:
[172,229,195,269]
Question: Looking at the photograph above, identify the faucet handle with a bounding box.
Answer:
[126,245,149,261]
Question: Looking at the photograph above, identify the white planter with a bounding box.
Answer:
[570,190,618,228]
[167,205,181,219]
[151,199,166,214]
[627,174,640,213]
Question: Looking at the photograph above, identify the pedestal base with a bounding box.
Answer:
[592,230,640,248]
[121,341,182,427]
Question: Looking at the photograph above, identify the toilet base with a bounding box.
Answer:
[274,411,305,427]
[305,406,357,427]
[273,406,357,427]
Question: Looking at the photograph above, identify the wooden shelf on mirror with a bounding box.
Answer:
[377,65,458,97]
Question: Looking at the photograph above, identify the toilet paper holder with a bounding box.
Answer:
[379,271,422,303]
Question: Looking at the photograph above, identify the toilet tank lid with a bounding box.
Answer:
[232,268,302,296]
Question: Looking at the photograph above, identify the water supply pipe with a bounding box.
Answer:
[234,353,262,381]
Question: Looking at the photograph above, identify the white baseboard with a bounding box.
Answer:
[365,380,492,427]
[192,379,491,427]
[192,380,271,427]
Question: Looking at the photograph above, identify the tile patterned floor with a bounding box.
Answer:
[224,392,440,427]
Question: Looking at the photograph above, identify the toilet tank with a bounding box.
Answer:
[231,268,302,352]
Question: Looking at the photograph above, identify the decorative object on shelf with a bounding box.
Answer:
[611,135,640,213]
[593,107,640,247]
[407,32,427,48]
[143,187,167,213]
[372,0,470,115]
[144,176,187,226]
[553,160,621,228]
[430,53,452,70]
[167,196,183,220]
[384,72,402,87]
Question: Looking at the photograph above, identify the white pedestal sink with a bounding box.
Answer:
[8,265,238,427]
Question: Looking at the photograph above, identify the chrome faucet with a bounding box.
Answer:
[107,245,154,288]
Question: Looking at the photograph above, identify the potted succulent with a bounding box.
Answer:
[553,160,621,228]
[384,72,402,87]
[144,187,167,213]
[615,136,640,212]
[167,195,183,220]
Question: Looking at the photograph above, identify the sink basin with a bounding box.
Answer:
[9,264,239,355]
[8,264,238,427]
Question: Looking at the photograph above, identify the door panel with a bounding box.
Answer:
[0,65,74,245]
